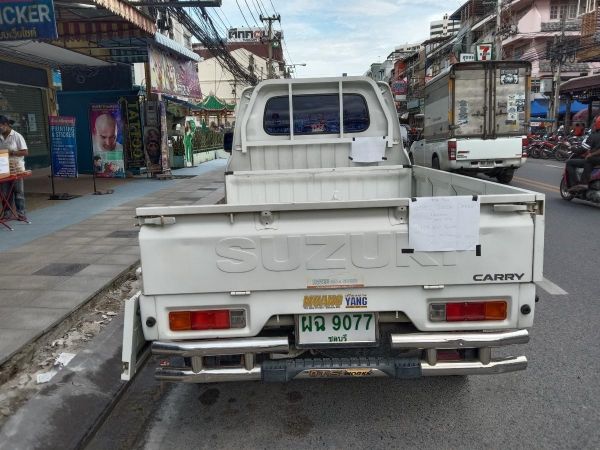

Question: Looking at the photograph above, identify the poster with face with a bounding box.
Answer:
[90,104,125,178]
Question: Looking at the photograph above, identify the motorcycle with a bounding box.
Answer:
[559,155,600,203]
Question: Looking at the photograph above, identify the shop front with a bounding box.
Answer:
[0,61,53,170]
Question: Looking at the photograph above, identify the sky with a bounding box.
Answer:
[208,0,466,78]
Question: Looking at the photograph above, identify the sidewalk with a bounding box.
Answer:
[0,158,228,366]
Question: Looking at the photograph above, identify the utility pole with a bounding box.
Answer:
[549,16,568,132]
[260,14,280,79]
[495,0,502,60]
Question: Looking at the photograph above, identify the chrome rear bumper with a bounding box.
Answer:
[152,330,529,383]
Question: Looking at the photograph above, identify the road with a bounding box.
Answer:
[87,159,600,450]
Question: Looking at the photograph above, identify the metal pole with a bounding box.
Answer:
[552,62,562,132]
[260,14,280,79]
[495,0,503,60]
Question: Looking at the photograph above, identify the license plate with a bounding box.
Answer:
[479,160,494,167]
[296,313,377,346]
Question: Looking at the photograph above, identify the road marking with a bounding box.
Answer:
[536,277,568,295]
[513,176,560,193]
[544,164,563,169]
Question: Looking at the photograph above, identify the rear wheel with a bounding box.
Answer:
[432,155,440,170]
[496,169,514,184]
[560,177,574,201]
[529,145,541,158]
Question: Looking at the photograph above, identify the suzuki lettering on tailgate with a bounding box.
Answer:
[215,233,458,273]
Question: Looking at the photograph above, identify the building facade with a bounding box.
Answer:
[430,13,461,38]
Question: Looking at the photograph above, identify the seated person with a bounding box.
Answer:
[567,116,600,191]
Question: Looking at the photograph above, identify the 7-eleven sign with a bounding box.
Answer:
[477,44,492,61]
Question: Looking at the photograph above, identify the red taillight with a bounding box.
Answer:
[522,137,528,157]
[430,301,507,322]
[191,310,231,330]
[446,301,507,321]
[448,140,457,160]
[169,309,246,331]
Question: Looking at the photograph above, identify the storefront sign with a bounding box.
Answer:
[228,27,265,42]
[89,104,125,178]
[0,0,57,41]
[49,116,77,178]
[120,97,145,169]
[159,101,170,172]
[392,78,408,96]
[148,46,202,99]
[477,44,492,61]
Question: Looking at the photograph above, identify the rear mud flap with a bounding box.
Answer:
[261,357,421,382]
[121,292,149,381]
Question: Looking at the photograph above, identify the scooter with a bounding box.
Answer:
[559,155,600,203]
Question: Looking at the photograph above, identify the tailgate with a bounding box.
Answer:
[457,137,524,161]
[138,199,539,296]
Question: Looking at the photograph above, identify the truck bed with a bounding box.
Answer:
[136,166,544,298]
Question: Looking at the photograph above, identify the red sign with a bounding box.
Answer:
[477,44,492,61]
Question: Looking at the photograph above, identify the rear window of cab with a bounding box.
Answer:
[264,94,370,135]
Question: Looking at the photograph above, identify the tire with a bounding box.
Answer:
[432,155,440,170]
[560,177,574,201]
[496,169,514,184]
[530,145,541,159]
[554,144,570,161]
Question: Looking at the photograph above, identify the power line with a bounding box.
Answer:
[234,0,253,29]
[253,0,267,17]
[268,0,278,15]
[243,0,260,26]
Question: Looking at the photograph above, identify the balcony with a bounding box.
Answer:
[539,60,593,74]
[540,20,582,32]
[578,7,600,61]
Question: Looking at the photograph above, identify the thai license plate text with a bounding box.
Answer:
[297,313,376,346]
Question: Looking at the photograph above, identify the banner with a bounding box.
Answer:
[89,104,125,178]
[120,97,145,169]
[49,116,77,178]
[0,0,57,41]
[148,46,202,99]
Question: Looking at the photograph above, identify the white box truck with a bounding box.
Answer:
[409,61,530,183]
[122,76,544,383]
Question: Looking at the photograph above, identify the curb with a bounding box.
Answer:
[0,314,143,450]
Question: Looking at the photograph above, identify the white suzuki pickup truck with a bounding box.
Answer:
[122,76,544,383]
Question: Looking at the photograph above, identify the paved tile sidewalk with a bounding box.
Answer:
[0,160,227,365]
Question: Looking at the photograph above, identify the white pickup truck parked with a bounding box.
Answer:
[122,76,544,383]
[410,61,530,184]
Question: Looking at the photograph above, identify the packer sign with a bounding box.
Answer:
[0,1,57,41]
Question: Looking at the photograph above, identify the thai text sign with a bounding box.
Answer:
[0,0,57,41]
[49,116,77,178]
[148,46,202,98]
[120,97,146,169]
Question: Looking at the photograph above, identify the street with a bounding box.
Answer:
[87,158,600,450]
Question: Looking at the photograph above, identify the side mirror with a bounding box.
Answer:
[223,131,233,153]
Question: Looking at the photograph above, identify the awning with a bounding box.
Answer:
[560,73,600,94]
[154,33,200,62]
[0,41,111,68]
[573,107,600,122]
[90,0,155,35]
[163,94,201,110]
[530,99,588,117]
